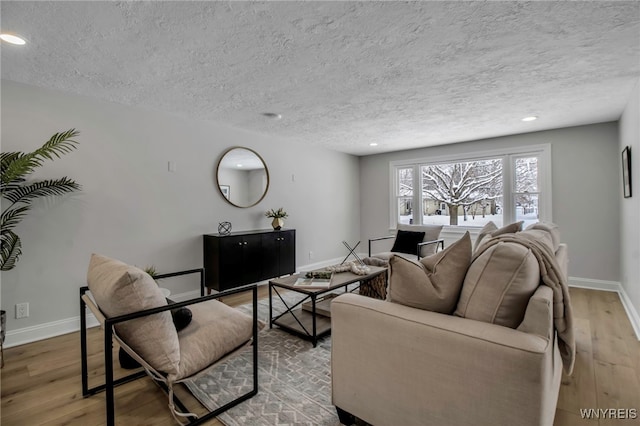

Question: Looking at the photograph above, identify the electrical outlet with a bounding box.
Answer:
[16,302,29,319]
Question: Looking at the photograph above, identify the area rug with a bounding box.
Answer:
[183,291,344,426]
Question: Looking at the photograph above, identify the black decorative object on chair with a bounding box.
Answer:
[390,230,425,255]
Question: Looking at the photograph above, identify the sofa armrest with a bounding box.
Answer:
[517,286,554,340]
[331,293,558,426]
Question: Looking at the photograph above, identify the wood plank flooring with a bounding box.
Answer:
[1,287,639,425]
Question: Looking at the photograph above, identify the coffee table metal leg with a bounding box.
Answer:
[269,283,273,329]
[311,293,317,347]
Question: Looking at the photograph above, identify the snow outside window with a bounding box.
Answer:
[396,167,414,225]
[390,145,551,229]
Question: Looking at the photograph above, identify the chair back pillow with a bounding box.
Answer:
[87,253,180,376]
[390,230,425,255]
[388,232,471,314]
[397,223,443,257]
[454,241,540,328]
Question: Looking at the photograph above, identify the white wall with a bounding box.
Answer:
[360,122,621,283]
[619,77,640,318]
[0,80,360,341]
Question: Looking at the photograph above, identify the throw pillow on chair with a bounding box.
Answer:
[390,230,425,255]
[119,302,193,370]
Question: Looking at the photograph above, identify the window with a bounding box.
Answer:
[513,156,540,228]
[396,167,414,225]
[421,158,503,226]
[390,145,551,229]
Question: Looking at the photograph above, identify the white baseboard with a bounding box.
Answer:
[568,276,640,340]
[8,271,637,348]
[568,276,621,292]
[4,313,100,349]
[2,261,345,349]
[3,288,205,349]
[298,256,350,271]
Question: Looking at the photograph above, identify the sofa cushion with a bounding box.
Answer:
[391,230,425,255]
[397,223,443,257]
[388,232,472,314]
[454,241,540,328]
[86,253,180,376]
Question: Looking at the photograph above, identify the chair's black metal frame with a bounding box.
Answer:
[80,268,259,426]
[368,236,445,260]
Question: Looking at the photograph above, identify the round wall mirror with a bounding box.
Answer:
[216,147,269,208]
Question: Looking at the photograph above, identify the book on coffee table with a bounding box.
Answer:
[293,277,331,288]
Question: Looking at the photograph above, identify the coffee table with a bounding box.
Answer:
[269,266,387,346]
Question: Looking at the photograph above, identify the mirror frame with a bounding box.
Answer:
[216,146,270,208]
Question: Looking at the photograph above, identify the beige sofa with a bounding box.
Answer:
[331,223,574,426]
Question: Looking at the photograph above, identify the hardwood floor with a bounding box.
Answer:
[1,287,638,425]
[555,288,640,425]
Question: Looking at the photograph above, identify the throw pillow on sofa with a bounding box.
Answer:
[454,237,539,328]
[526,222,561,251]
[388,232,471,314]
[474,220,524,252]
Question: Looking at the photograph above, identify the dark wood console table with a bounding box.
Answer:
[203,229,296,291]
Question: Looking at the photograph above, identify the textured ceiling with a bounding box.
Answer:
[1,1,639,156]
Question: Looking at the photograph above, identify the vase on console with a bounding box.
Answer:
[266,208,288,231]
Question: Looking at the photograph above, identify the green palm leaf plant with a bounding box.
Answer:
[0,129,81,271]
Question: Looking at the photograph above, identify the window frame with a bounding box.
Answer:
[389,144,552,230]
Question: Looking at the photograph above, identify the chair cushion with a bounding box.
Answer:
[454,240,540,328]
[177,299,257,380]
[86,253,180,376]
[397,223,443,257]
[390,230,425,255]
[388,232,472,314]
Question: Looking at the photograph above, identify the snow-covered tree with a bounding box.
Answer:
[422,159,502,225]
[514,157,539,216]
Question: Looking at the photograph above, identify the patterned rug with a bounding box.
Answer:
[183,291,343,426]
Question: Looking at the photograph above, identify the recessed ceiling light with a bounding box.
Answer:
[369,143,379,147]
[261,112,282,120]
[521,116,538,122]
[0,33,26,45]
